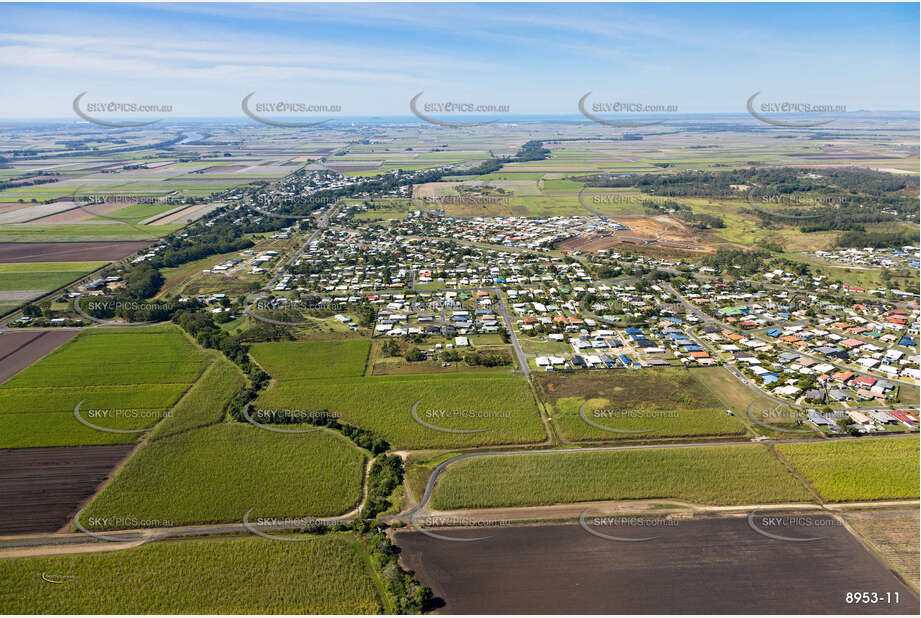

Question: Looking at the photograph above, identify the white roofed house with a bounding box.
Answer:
[846,410,872,425]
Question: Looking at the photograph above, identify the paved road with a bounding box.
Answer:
[663,282,917,396]
[493,287,529,377]
[360,285,531,377]
[265,205,335,291]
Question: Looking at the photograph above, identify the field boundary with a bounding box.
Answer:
[406,434,920,517]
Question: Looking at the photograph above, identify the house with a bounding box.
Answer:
[846,410,872,425]
[774,385,801,397]
[867,411,898,425]
[804,389,825,402]
[890,410,918,428]
[807,411,830,426]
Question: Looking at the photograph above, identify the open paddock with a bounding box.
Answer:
[0,241,149,263]
[0,444,134,534]
[0,329,78,384]
[395,519,918,614]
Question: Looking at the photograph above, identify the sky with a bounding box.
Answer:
[0,2,918,119]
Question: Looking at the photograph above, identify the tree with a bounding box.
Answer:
[383,339,400,356]
[404,347,425,362]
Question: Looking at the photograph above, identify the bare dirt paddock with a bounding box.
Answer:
[0,444,134,535]
[0,329,78,384]
[0,241,150,263]
[395,519,919,614]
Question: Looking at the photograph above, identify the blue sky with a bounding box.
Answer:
[0,2,917,118]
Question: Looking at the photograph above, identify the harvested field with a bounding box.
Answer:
[142,204,195,225]
[196,165,248,173]
[0,444,133,534]
[0,241,150,263]
[395,520,919,614]
[154,202,222,225]
[328,164,380,172]
[27,200,128,224]
[846,509,920,592]
[0,202,81,225]
[0,329,79,384]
